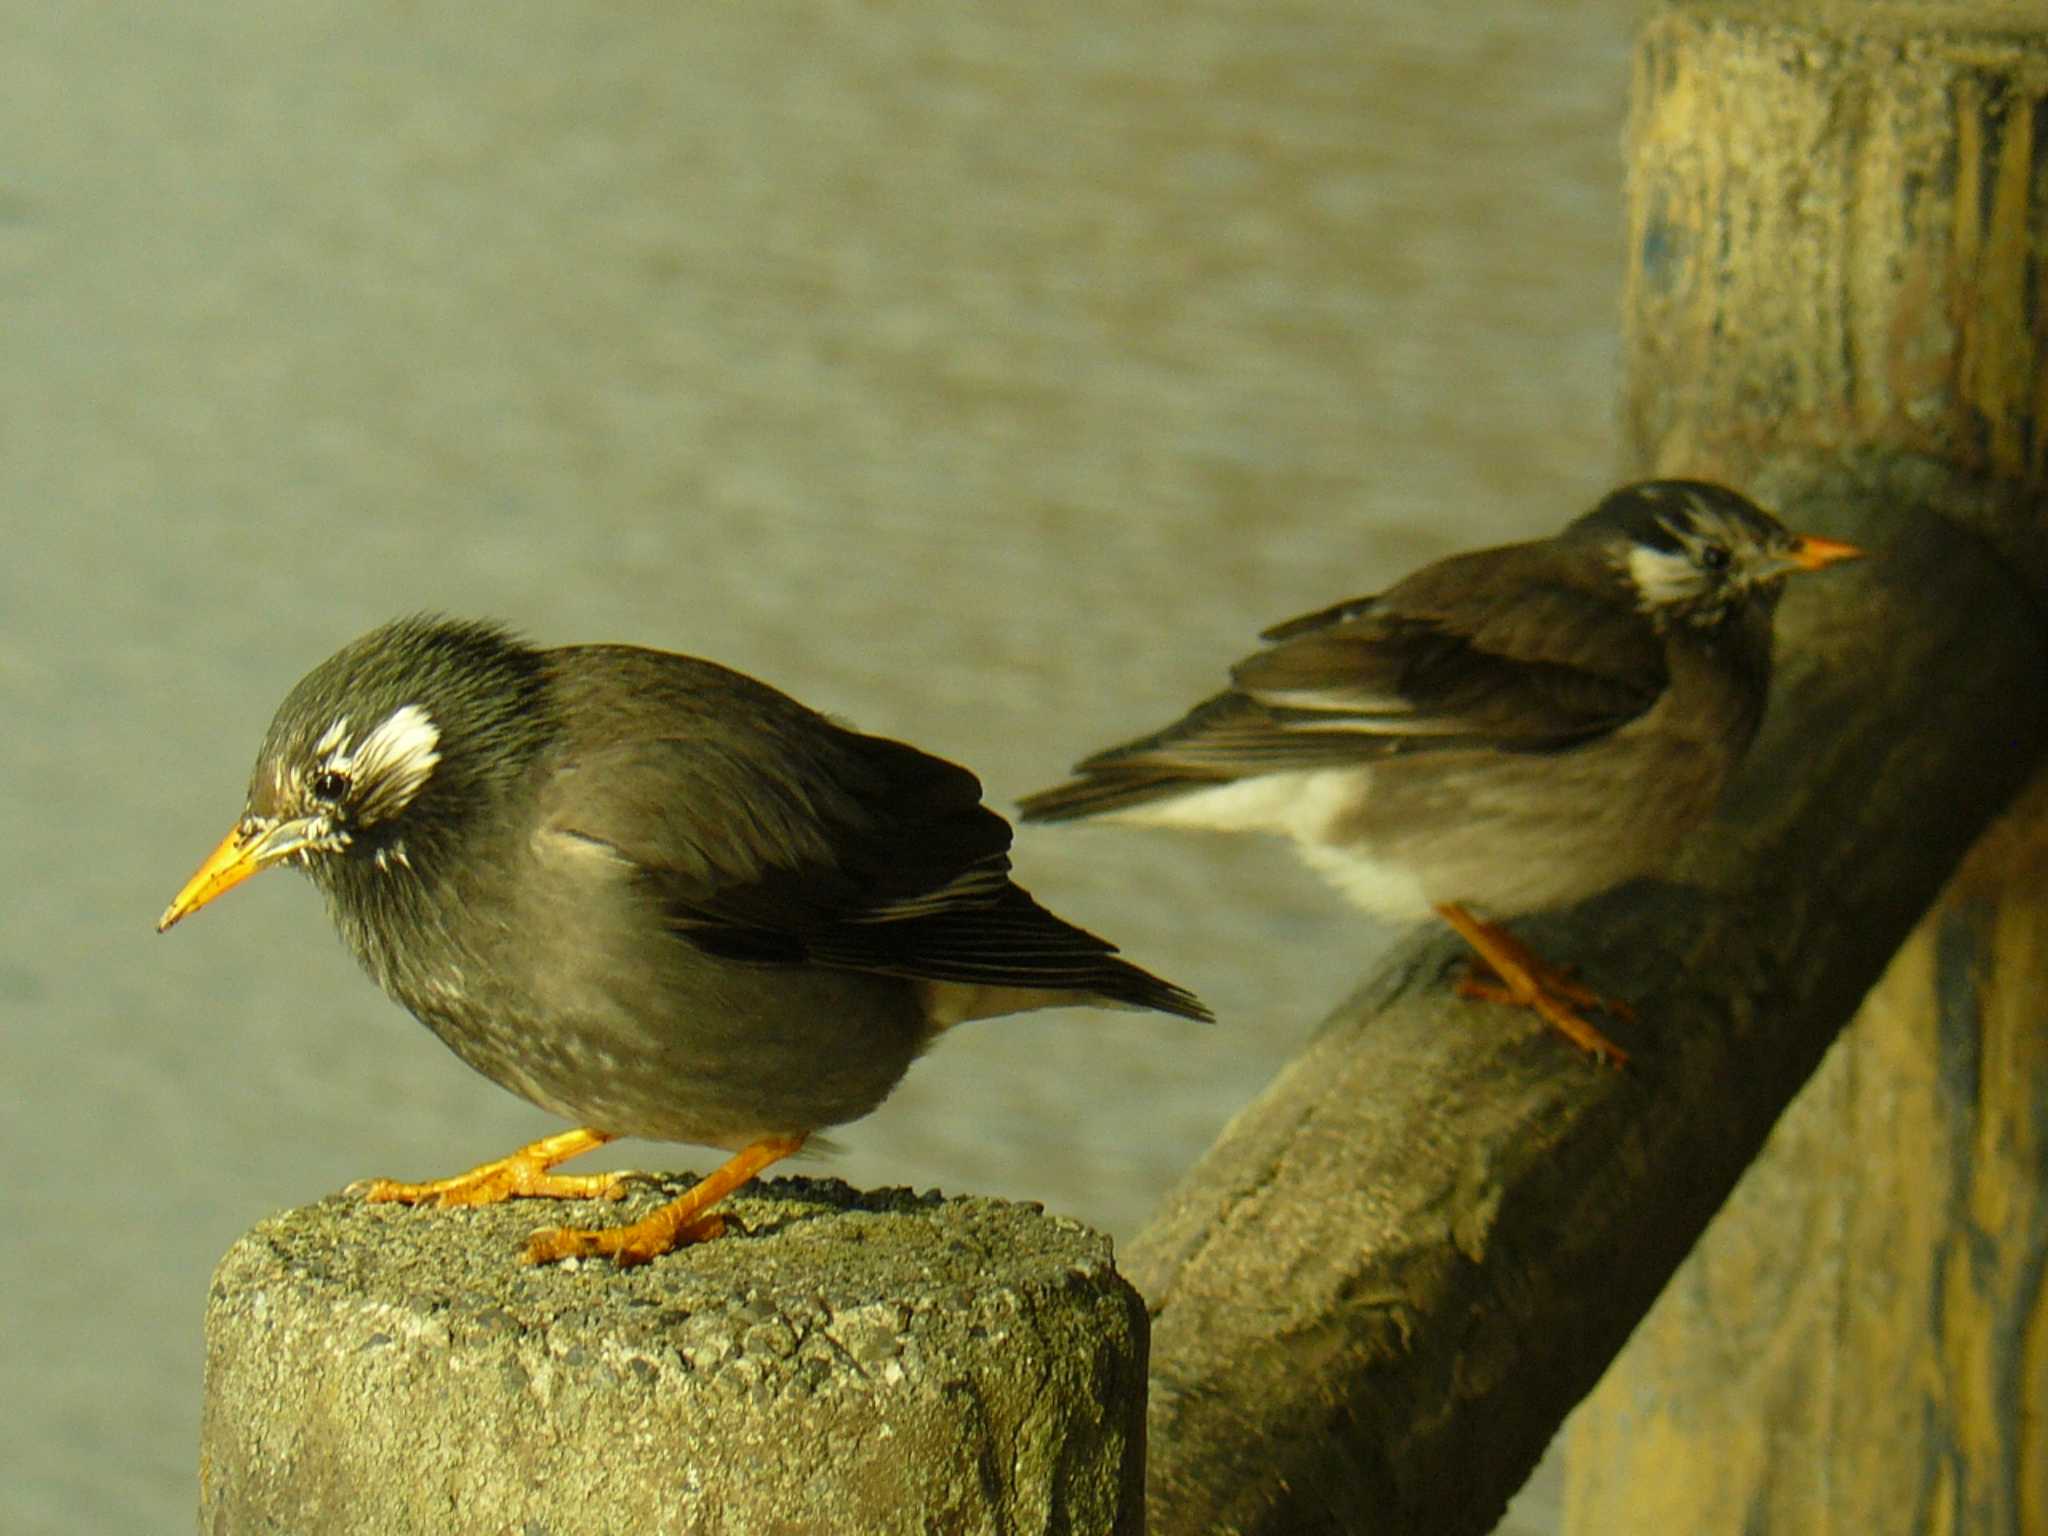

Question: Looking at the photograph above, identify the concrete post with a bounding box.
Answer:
[200,1175,1146,1535]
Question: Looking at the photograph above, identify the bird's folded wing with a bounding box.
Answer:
[538,719,1012,952]
[544,733,1187,999]
[529,648,1193,1003]
[1080,582,1667,774]
[537,721,1167,999]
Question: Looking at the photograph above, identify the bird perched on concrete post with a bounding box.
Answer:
[1018,480,1861,1065]
[159,617,1208,1266]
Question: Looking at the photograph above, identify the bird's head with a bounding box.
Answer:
[1572,480,1861,628]
[158,617,550,932]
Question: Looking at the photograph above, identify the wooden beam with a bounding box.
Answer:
[1128,5,2048,1532]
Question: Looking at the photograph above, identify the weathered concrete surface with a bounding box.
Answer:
[201,1177,1146,1535]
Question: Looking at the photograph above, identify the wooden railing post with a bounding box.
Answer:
[1566,6,2048,1532]
[1125,6,2048,1534]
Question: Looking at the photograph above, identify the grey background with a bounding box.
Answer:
[2,4,1642,1531]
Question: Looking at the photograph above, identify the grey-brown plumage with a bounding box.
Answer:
[1019,480,1860,1062]
[160,617,1206,1263]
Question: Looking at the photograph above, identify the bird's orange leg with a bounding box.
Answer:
[523,1133,808,1268]
[1434,902,1632,1067]
[351,1126,633,1207]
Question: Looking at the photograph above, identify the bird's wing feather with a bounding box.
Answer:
[533,649,1203,1016]
[1076,552,1668,776]
[538,721,1011,957]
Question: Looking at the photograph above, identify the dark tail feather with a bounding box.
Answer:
[1091,954,1213,1023]
[805,884,1212,1023]
[1015,770,1207,823]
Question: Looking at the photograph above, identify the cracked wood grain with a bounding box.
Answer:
[1127,3,2048,1530]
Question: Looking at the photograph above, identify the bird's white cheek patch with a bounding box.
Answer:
[342,704,442,825]
[1624,544,1708,611]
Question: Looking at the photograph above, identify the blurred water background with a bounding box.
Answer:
[1,4,1646,1530]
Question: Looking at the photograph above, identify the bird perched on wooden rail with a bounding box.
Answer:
[1018,479,1861,1066]
[159,617,1208,1266]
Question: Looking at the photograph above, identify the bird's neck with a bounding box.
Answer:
[315,793,526,1007]
[1670,601,1776,753]
[312,714,553,1004]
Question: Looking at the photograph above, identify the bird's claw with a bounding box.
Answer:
[523,1211,727,1268]
[1457,971,1632,1066]
[1529,994,1631,1067]
[1435,905,1634,1068]
[1456,964,1633,1023]
[1456,973,1637,1029]
[348,1163,635,1208]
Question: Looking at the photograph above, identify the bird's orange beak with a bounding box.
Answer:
[157,815,326,932]
[1788,533,1863,571]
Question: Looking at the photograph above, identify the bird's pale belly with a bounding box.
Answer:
[396,960,931,1150]
[1114,731,1732,920]
[1337,729,1732,918]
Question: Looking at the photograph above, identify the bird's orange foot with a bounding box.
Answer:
[1435,903,1633,1068]
[1456,969,1632,1066]
[350,1126,632,1208]
[523,1209,728,1268]
[521,1133,806,1268]
[1456,959,1627,1019]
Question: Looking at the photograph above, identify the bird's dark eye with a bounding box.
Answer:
[310,768,350,802]
[1697,543,1733,573]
